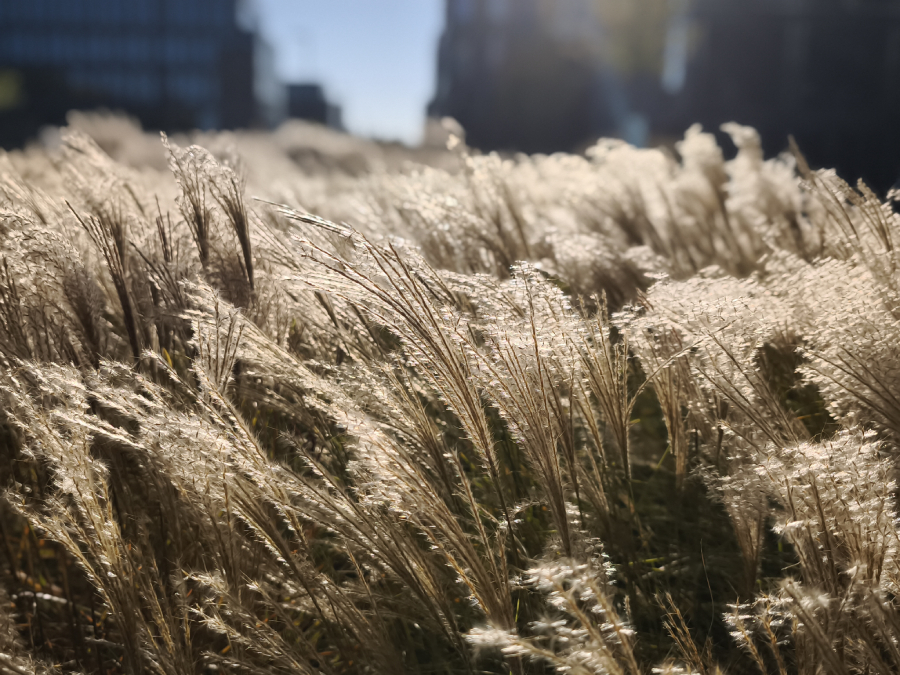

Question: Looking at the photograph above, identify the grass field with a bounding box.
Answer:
[0,113,898,675]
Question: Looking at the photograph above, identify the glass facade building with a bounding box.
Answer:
[0,0,283,147]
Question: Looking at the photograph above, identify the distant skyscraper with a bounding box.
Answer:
[429,0,611,154]
[428,0,668,153]
[0,0,284,147]
[666,0,900,190]
[431,0,900,190]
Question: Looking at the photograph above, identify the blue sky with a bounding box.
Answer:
[253,0,445,145]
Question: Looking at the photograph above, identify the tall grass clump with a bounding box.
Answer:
[1,113,900,674]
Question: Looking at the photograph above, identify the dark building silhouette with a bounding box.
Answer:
[662,0,900,191]
[432,0,900,190]
[0,0,284,148]
[429,0,610,155]
[287,83,343,129]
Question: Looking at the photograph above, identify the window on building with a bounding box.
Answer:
[168,71,212,105]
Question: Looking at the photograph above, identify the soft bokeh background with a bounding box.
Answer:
[2,0,900,190]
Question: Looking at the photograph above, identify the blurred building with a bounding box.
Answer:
[287,83,343,130]
[429,0,672,153]
[664,0,900,191]
[432,0,900,190]
[0,0,285,148]
[429,0,611,154]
